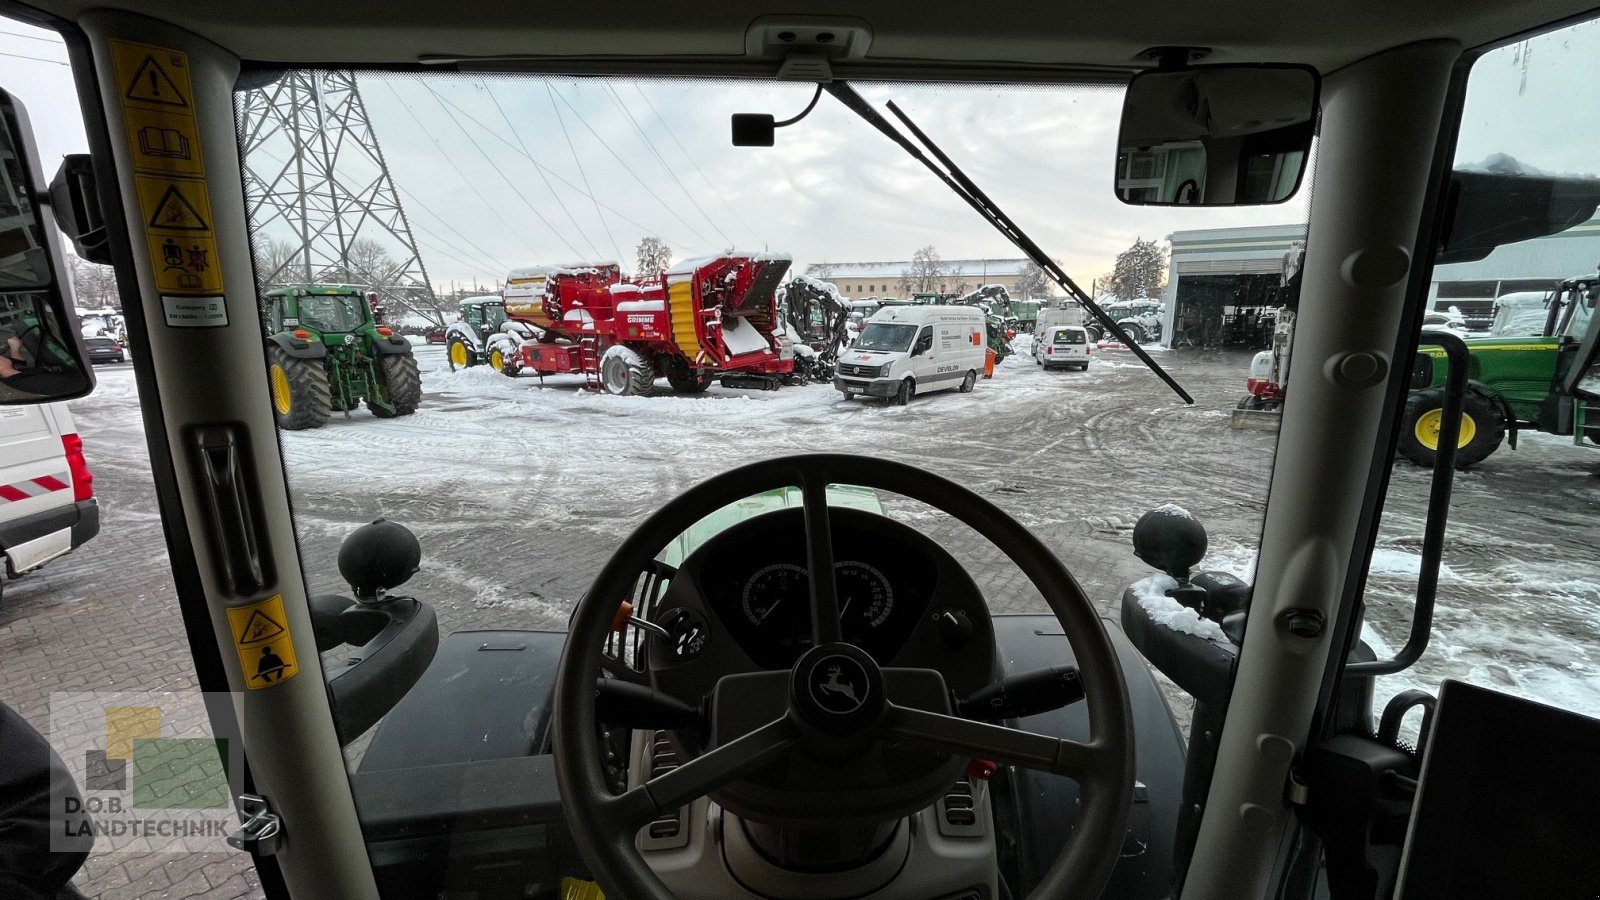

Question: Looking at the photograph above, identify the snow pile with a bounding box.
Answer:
[1368,548,1461,583]
[1131,574,1229,642]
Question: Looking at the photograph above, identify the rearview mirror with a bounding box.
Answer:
[1115,65,1318,206]
[0,88,93,404]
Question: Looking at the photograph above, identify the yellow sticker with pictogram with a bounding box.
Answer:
[226,595,300,689]
[110,40,195,112]
[122,105,203,177]
[110,40,222,297]
[133,174,222,293]
[559,878,605,900]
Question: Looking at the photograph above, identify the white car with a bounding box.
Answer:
[0,401,98,605]
[834,305,987,404]
[1033,325,1093,370]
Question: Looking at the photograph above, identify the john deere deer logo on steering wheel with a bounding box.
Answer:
[809,656,868,714]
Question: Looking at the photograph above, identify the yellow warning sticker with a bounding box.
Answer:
[134,175,221,293]
[559,878,605,900]
[110,40,221,298]
[226,595,299,689]
[122,106,203,177]
[110,41,194,112]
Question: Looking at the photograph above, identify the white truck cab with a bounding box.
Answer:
[0,401,97,604]
[834,305,986,405]
[1034,325,1093,370]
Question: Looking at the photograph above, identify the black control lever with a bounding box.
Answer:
[956,666,1085,721]
[594,679,700,730]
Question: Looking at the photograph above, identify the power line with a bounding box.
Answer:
[424,85,691,254]
[416,80,584,259]
[483,82,600,259]
[0,50,66,66]
[383,80,547,264]
[546,82,625,265]
[412,235,503,280]
[253,144,510,277]
[631,84,763,247]
[603,83,733,247]
[0,30,63,44]
[547,84,718,248]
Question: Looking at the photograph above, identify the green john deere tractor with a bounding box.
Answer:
[1400,273,1599,467]
[261,284,423,431]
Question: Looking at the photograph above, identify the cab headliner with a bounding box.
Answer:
[19,0,1600,74]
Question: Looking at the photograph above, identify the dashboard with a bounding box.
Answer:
[647,506,998,704]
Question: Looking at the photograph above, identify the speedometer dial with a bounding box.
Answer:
[836,561,894,628]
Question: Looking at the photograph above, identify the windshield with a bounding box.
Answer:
[854,322,918,351]
[18,63,1342,898]
[1559,285,1596,341]
[297,294,368,332]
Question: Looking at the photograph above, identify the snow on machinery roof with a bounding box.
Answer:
[801,258,1033,280]
[505,262,622,282]
[785,274,845,300]
[663,251,793,279]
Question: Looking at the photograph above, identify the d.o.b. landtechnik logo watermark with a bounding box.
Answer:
[50,692,241,855]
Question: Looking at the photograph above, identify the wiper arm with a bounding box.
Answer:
[824,82,1193,405]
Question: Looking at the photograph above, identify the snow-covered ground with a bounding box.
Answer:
[31,342,1596,751]
[263,340,1600,729]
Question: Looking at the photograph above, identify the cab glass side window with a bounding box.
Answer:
[1360,17,1600,738]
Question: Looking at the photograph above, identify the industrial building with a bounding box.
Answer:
[1160,217,1600,348]
[800,258,1056,299]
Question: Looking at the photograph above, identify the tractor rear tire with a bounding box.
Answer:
[600,345,654,396]
[1119,321,1148,344]
[666,366,714,394]
[267,345,332,430]
[1397,388,1505,469]
[447,337,476,372]
[370,354,422,418]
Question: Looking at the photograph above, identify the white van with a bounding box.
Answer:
[0,402,98,604]
[1033,325,1093,370]
[834,305,986,404]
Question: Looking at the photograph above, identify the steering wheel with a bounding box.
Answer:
[553,453,1135,899]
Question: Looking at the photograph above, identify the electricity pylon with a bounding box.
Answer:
[238,71,441,324]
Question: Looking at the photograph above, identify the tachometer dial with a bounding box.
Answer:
[741,563,808,626]
[836,561,894,628]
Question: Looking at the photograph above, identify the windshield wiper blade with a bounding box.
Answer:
[824,82,1193,405]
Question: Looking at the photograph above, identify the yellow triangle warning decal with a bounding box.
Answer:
[147,185,209,231]
[125,56,188,107]
[237,609,287,644]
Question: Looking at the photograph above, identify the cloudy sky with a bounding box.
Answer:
[0,18,1595,291]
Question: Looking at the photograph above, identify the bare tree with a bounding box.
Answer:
[898,245,948,294]
[251,237,300,290]
[1108,238,1167,300]
[66,254,119,308]
[635,236,672,280]
[1016,261,1050,299]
